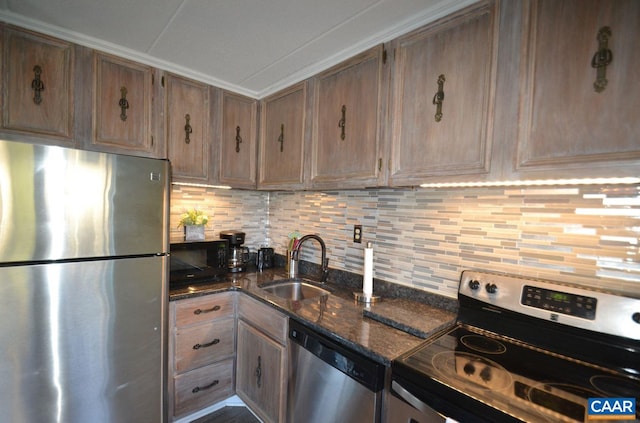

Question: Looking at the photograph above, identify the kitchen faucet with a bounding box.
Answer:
[290,234,329,283]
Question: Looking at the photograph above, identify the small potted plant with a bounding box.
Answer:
[178,208,209,241]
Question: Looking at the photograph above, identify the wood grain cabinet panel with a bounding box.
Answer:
[236,319,286,423]
[2,26,75,143]
[165,74,211,182]
[218,91,257,188]
[258,82,307,190]
[388,1,498,185]
[508,0,640,178]
[169,292,236,421]
[310,45,387,189]
[91,52,156,156]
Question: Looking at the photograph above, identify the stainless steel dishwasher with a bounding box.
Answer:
[287,320,386,423]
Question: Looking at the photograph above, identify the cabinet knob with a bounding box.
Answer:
[193,304,221,315]
[255,355,262,388]
[192,379,219,394]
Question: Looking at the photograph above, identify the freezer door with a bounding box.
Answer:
[0,140,169,262]
[0,256,166,423]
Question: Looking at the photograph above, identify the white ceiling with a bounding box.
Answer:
[0,0,475,98]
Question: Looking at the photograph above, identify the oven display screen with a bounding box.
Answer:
[521,286,597,320]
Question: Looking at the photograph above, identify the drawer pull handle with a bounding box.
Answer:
[193,305,221,315]
[184,114,192,144]
[192,379,219,394]
[193,338,220,350]
[338,105,346,140]
[432,74,445,122]
[591,26,613,92]
[278,123,284,152]
[255,355,262,388]
[31,65,45,105]
[235,126,242,152]
[119,86,129,121]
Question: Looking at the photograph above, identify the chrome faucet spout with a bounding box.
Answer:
[291,234,329,283]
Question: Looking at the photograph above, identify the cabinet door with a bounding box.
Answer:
[258,82,307,190]
[389,1,498,185]
[2,27,74,143]
[310,46,386,189]
[236,320,286,423]
[219,91,257,188]
[166,74,210,182]
[92,52,156,156]
[510,0,640,178]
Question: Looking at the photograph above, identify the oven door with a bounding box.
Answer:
[389,372,523,423]
[389,380,447,423]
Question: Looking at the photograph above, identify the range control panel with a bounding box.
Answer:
[521,285,596,320]
[458,270,640,340]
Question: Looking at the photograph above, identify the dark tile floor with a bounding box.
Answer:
[191,406,261,423]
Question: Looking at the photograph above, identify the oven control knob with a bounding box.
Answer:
[633,312,640,324]
[463,362,475,376]
[485,283,498,294]
[469,280,480,290]
[480,366,492,383]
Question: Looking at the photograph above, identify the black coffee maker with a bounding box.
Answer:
[220,230,249,272]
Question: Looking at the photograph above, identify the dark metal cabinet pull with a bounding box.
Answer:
[591,26,613,93]
[119,86,129,121]
[192,379,219,394]
[184,114,192,144]
[338,105,346,140]
[255,355,262,388]
[235,126,242,152]
[193,305,221,315]
[31,65,45,105]
[278,123,284,152]
[432,74,445,122]
[193,338,220,350]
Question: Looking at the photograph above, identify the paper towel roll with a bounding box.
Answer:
[363,242,373,296]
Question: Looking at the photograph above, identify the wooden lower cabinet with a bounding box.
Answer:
[169,292,236,421]
[236,295,288,423]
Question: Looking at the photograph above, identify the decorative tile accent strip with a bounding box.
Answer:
[172,184,640,298]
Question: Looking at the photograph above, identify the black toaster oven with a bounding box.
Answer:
[169,240,228,285]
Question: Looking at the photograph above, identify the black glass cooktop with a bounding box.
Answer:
[394,324,640,422]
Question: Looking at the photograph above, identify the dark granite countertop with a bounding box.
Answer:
[169,268,457,365]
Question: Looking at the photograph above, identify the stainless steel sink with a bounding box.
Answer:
[260,279,330,301]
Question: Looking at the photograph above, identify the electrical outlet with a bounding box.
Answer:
[353,225,362,243]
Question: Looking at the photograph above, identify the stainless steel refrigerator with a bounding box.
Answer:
[0,140,169,423]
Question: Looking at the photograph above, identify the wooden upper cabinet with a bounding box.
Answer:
[1,26,75,144]
[218,91,257,188]
[258,82,307,190]
[91,52,157,157]
[310,45,387,189]
[165,73,211,183]
[388,1,498,186]
[507,0,640,179]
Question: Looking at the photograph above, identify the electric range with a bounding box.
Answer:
[390,270,640,422]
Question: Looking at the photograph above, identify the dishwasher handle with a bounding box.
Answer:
[289,319,385,392]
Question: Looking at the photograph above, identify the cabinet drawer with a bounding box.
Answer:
[175,317,235,373]
[174,359,234,418]
[175,292,235,327]
[238,295,288,344]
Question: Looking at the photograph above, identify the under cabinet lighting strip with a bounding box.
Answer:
[419,177,640,188]
[172,182,232,189]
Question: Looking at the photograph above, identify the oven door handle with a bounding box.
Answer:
[391,380,458,423]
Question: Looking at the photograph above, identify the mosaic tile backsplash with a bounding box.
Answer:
[171,184,640,299]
